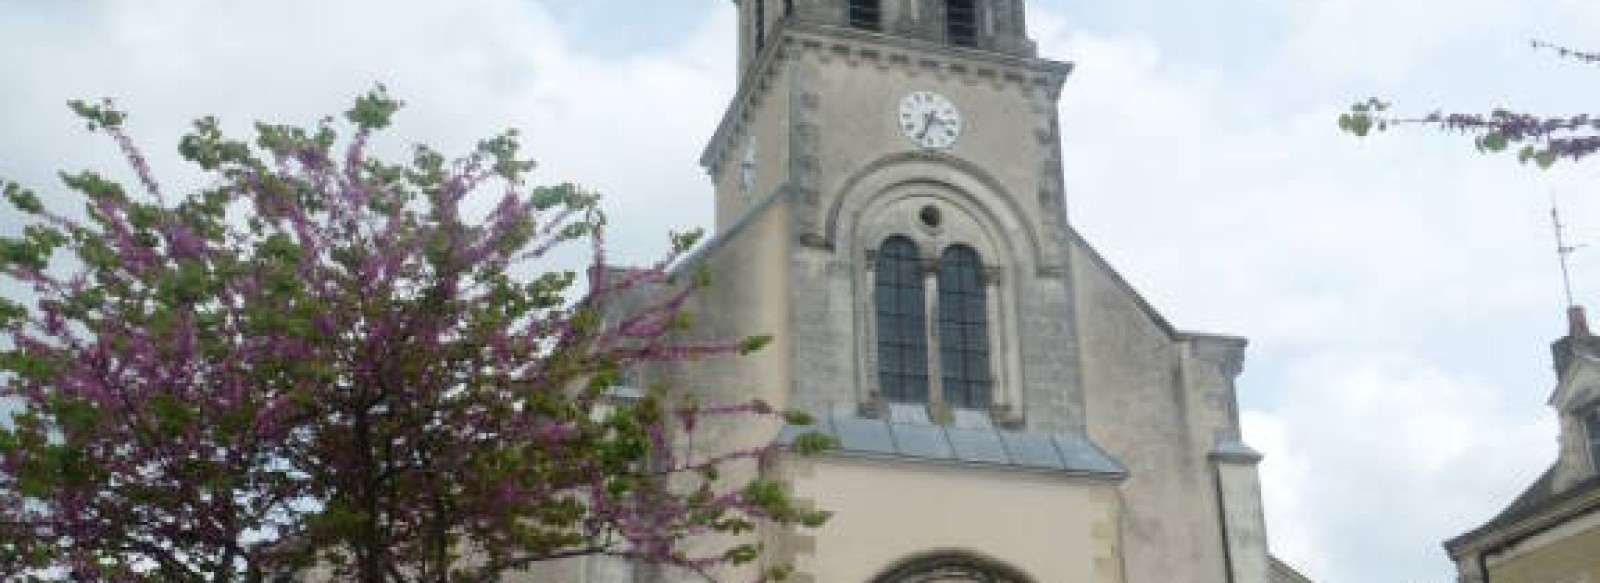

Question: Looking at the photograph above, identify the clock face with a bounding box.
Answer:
[898,91,963,149]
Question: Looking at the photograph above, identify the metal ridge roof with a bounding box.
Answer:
[776,412,1127,477]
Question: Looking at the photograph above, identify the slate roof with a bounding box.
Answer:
[777,412,1127,477]
[1269,556,1315,583]
[1445,464,1600,554]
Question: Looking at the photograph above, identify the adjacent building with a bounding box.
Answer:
[1445,307,1600,583]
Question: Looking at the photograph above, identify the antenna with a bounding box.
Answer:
[1551,190,1583,308]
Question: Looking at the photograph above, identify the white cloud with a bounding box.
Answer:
[0,0,734,264]
[1031,6,1600,582]
[6,2,1600,583]
[1268,0,1533,90]
[1247,355,1554,583]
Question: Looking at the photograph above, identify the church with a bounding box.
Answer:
[598,1,1311,581]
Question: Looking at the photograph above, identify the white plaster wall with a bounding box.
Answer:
[788,455,1124,583]
[652,198,797,583]
[1217,461,1272,583]
[1071,239,1234,583]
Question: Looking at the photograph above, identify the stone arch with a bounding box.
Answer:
[823,151,1043,273]
[833,154,1030,419]
[869,550,1037,583]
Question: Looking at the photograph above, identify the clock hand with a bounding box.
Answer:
[916,111,937,140]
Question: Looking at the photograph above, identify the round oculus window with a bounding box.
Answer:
[918,205,942,229]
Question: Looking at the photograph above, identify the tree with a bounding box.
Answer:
[0,89,832,583]
[1339,41,1600,166]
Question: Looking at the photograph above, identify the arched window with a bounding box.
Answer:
[754,0,766,52]
[1586,406,1600,469]
[938,245,990,410]
[876,236,929,404]
[848,0,882,31]
[946,0,977,47]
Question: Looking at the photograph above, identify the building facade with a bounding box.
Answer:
[599,1,1315,582]
[1446,308,1600,583]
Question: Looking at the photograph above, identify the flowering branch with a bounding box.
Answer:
[1338,41,1600,167]
[0,88,832,583]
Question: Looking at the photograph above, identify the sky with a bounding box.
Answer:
[3,0,1600,582]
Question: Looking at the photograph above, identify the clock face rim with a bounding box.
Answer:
[898,90,963,150]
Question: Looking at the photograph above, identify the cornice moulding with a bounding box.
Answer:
[701,19,1074,176]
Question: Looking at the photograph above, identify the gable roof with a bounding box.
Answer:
[1445,464,1600,556]
[1269,556,1315,583]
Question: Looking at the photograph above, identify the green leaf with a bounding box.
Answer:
[670,228,705,253]
[0,237,47,271]
[0,298,27,328]
[148,392,195,436]
[67,98,127,131]
[3,181,43,214]
[156,261,212,306]
[789,431,839,455]
[781,409,816,426]
[1339,111,1373,137]
[1480,132,1509,152]
[723,544,761,565]
[15,465,54,498]
[743,478,784,508]
[796,509,833,528]
[738,334,773,355]
[50,398,100,436]
[693,262,713,288]
[345,85,403,130]
[0,351,59,381]
[764,564,796,581]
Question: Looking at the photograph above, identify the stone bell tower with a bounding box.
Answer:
[670,1,1298,581]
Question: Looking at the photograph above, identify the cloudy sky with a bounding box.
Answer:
[4,0,1600,581]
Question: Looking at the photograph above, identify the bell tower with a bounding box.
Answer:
[731,0,1038,77]
[703,0,1079,429]
[675,1,1287,582]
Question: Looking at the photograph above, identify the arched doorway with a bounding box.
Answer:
[869,552,1035,583]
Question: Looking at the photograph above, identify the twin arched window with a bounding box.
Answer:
[945,0,978,47]
[874,237,992,411]
[846,0,978,47]
[848,0,882,31]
